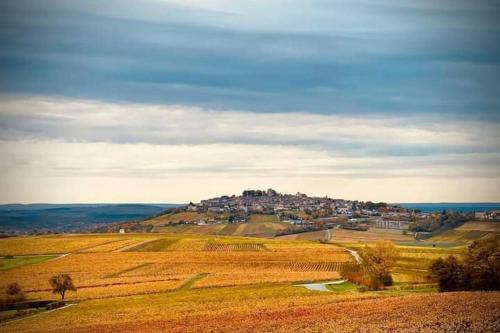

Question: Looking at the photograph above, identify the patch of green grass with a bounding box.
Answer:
[125,238,179,252]
[382,283,438,295]
[325,281,358,292]
[395,241,462,248]
[177,273,209,291]
[0,308,44,323]
[247,214,278,223]
[218,223,241,235]
[105,263,153,278]
[0,255,58,271]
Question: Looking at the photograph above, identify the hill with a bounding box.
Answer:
[147,212,294,238]
[0,204,181,233]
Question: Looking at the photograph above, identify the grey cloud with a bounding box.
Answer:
[0,1,499,117]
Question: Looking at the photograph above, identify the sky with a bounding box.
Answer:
[0,0,500,203]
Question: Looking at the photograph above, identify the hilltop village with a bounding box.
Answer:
[184,188,416,231]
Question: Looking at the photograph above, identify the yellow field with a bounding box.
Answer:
[456,221,500,231]
[0,234,352,302]
[331,228,414,242]
[337,242,466,284]
[0,234,156,255]
[1,284,498,333]
[279,228,414,243]
[430,222,500,243]
[0,233,497,332]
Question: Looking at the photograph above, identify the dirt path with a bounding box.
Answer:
[345,248,362,263]
[295,280,347,292]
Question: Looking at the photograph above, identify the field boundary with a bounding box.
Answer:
[105,262,154,278]
[177,273,209,291]
[115,239,159,252]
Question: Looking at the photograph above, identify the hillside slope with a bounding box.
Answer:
[147,212,294,238]
[430,221,499,244]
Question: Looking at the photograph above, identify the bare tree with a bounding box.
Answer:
[49,274,76,300]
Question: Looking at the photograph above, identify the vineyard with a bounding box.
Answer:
[203,242,267,252]
[0,234,155,256]
[0,233,498,332]
[1,283,498,333]
[0,234,353,301]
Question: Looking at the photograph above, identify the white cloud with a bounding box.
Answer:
[0,95,499,203]
[1,139,499,203]
[1,95,499,150]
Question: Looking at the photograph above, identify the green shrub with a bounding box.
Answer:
[381,273,394,286]
[357,286,368,292]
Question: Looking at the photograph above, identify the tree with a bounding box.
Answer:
[429,235,500,292]
[5,282,22,296]
[361,241,399,288]
[49,274,76,300]
[429,256,465,291]
[4,282,25,303]
[463,235,500,290]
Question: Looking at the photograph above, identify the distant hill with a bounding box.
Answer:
[0,203,183,233]
[396,202,500,213]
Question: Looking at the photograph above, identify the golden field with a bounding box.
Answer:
[0,233,498,332]
[0,234,351,301]
[1,283,498,333]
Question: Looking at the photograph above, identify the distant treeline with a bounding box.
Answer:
[0,204,181,233]
[409,211,474,233]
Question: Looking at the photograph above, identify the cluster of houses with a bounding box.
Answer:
[475,210,500,220]
[186,189,415,230]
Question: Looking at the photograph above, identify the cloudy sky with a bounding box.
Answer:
[1,0,500,203]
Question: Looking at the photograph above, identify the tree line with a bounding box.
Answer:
[409,211,474,233]
[430,235,499,292]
